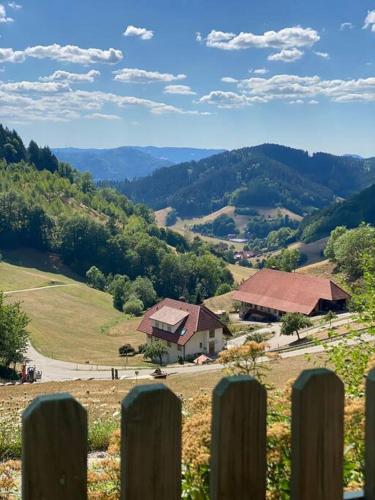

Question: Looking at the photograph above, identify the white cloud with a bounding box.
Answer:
[314,51,330,59]
[268,48,303,62]
[86,113,122,120]
[0,44,123,64]
[123,25,154,40]
[8,1,21,9]
[40,69,100,83]
[113,68,186,83]
[0,4,13,23]
[0,86,207,123]
[364,11,375,32]
[253,68,269,75]
[0,80,69,92]
[199,74,375,108]
[205,26,319,51]
[164,84,196,95]
[289,99,304,104]
[340,22,353,31]
[221,76,238,83]
[195,32,202,42]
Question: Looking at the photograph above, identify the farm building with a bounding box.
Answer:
[233,268,350,321]
[137,298,230,363]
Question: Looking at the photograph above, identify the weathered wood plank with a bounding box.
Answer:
[22,393,87,500]
[210,375,267,500]
[121,384,181,500]
[365,368,375,500]
[291,368,344,500]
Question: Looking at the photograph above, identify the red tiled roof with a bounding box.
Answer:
[233,268,350,315]
[137,298,230,346]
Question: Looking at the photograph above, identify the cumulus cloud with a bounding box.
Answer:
[40,70,100,83]
[123,25,154,40]
[86,113,122,120]
[221,77,238,83]
[8,1,21,9]
[195,32,202,42]
[113,68,186,83]
[164,84,196,95]
[0,4,13,23]
[199,74,375,108]
[268,48,303,62]
[205,26,319,51]
[340,22,353,31]
[364,11,375,32]
[314,51,330,59]
[0,44,123,64]
[0,85,207,123]
[253,68,269,75]
[0,80,69,92]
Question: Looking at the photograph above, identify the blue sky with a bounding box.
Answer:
[0,0,375,155]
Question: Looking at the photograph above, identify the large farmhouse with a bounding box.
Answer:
[137,298,230,363]
[233,268,351,321]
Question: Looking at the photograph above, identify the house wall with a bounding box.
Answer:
[146,327,225,364]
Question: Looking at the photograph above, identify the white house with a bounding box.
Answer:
[137,298,230,364]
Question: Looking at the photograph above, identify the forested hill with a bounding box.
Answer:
[116,144,375,217]
[298,183,375,242]
[0,124,233,303]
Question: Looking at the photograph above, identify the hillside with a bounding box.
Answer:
[299,184,375,242]
[119,144,375,217]
[53,146,224,181]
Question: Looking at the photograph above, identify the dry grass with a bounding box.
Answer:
[227,263,256,284]
[0,354,320,421]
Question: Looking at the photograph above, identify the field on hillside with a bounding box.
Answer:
[1,251,146,366]
[227,263,256,284]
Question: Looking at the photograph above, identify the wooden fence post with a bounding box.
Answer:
[210,375,267,500]
[22,393,87,500]
[365,368,375,500]
[291,368,344,500]
[121,384,181,500]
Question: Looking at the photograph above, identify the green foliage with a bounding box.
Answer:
[143,340,168,365]
[88,418,118,452]
[123,296,144,316]
[215,283,232,295]
[280,313,312,341]
[324,224,375,280]
[265,248,302,272]
[129,276,157,309]
[0,292,29,367]
[165,208,177,226]
[86,266,107,291]
[193,214,238,237]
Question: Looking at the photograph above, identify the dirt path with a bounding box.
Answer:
[4,284,79,295]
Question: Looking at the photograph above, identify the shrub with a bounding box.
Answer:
[118,344,136,357]
[123,297,144,316]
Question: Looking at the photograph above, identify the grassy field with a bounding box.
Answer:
[227,263,256,284]
[1,250,146,366]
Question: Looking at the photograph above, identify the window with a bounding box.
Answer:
[209,329,215,338]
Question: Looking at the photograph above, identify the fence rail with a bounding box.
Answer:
[20,367,374,499]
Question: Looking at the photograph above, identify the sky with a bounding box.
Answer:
[0,0,375,155]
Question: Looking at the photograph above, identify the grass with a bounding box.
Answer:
[227,263,256,284]
[1,249,146,366]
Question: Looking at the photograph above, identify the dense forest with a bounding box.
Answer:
[111,144,375,217]
[299,184,375,242]
[0,125,233,307]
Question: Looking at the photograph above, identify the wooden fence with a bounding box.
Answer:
[20,367,375,499]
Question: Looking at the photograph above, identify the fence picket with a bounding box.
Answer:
[22,393,87,500]
[365,368,375,500]
[210,375,267,500]
[121,383,181,500]
[291,368,344,500]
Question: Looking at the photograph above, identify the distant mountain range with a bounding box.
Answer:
[115,144,375,217]
[53,146,225,181]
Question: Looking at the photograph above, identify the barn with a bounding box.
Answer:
[233,268,350,321]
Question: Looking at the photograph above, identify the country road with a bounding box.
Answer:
[4,284,79,295]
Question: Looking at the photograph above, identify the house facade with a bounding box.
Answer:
[233,268,351,321]
[137,298,230,363]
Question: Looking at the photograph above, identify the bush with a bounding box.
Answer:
[118,344,136,357]
[123,297,144,316]
[215,283,232,295]
[137,343,147,354]
[0,366,19,381]
[88,419,118,452]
